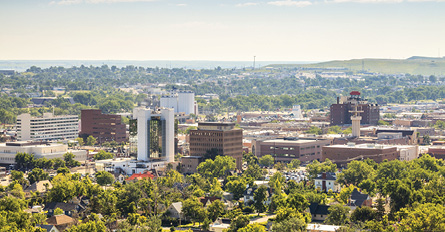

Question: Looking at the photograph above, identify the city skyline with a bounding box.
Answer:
[1,0,444,61]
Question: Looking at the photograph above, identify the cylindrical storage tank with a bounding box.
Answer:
[160,94,178,112]
[177,91,195,115]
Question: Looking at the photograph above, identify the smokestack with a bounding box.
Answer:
[337,97,339,104]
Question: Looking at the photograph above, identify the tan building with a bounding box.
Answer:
[189,122,243,170]
[252,137,333,164]
[180,156,203,174]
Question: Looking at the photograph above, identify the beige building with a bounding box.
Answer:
[189,122,243,170]
[17,113,79,142]
[0,141,87,165]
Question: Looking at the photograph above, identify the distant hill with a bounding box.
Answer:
[269,57,445,75]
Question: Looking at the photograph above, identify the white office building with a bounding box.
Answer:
[96,107,175,175]
[17,113,79,142]
[0,141,87,165]
[160,91,195,115]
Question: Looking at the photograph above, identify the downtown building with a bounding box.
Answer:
[16,113,79,142]
[80,109,127,144]
[330,91,380,126]
[185,122,243,172]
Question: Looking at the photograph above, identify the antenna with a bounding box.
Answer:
[253,56,256,70]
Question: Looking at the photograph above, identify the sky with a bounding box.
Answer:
[0,0,444,62]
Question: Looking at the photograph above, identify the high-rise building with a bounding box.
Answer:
[330,91,379,126]
[80,109,127,144]
[16,113,78,141]
[160,90,195,115]
[189,122,243,170]
[133,107,175,163]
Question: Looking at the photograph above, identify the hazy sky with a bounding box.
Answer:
[1,0,444,61]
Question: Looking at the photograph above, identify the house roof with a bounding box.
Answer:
[25,180,53,192]
[169,202,183,214]
[308,203,330,215]
[314,172,337,181]
[349,188,369,207]
[46,214,76,225]
[37,224,58,232]
[44,202,77,212]
[126,171,155,181]
[199,196,221,206]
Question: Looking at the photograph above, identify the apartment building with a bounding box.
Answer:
[16,113,79,141]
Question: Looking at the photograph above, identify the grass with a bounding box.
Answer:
[268,57,445,76]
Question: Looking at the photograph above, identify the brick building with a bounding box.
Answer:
[189,122,243,170]
[80,109,127,144]
[322,143,400,166]
[253,137,333,164]
[330,92,379,126]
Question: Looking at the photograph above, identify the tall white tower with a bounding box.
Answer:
[292,105,303,119]
[133,107,175,163]
[349,96,364,138]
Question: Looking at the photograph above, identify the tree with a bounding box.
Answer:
[86,135,97,146]
[253,185,268,216]
[197,155,235,179]
[238,223,266,232]
[182,198,205,225]
[228,215,250,232]
[324,204,350,225]
[27,168,49,184]
[54,207,64,215]
[57,167,70,174]
[203,148,219,160]
[53,158,66,169]
[15,152,35,170]
[350,206,376,223]
[243,163,262,180]
[243,152,258,166]
[287,192,309,212]
[398,203,445,231]
[207,200,225,221]
[65,220,107,232]
[64,152,80,167]
[306,159,337,180]
[306,126,322,135]
[259,155,274,168]
[95,171,115,186]
[287,159,301,170]
[328,126,343,134]
[93,150,114,160]
[226,178,247,200]
[341,160,375,186]
[75,137,84,146]
[272,217,307,232]
[377,120,390,126]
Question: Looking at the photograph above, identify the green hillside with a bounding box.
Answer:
[270,57,445,75]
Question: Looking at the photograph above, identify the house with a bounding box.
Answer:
[44,202,83,217]
[308,203,330,221]
[25,180,53,197]
[348,188,372,210]
[314,172,340,192]
[243,185,271,206]
[199,196,221,208]
[46,214,76,231]
[210,218,231,232]
[166,202,184,220]
[36,224,60,232]
[126,171,155,182]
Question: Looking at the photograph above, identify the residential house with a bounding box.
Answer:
[46,214,76,231]
[307,224,341,232]
[243,185,271,206]
[314,172,340,192]
[36,224,60,232]
[199,196,221,208]
[126,171,155,182]
[210,218,231,232]
[25,180,53,197]
[44,202,83,217]
[307,203,330,221]
[348,188,372,210]
[166,202,184,220]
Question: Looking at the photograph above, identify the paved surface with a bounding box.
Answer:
[249,214,276,224]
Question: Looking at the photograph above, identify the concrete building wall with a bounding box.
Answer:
[322,144,399,166]
[17,113,78,142]
[160,95,178,112]
[177,91,194,115]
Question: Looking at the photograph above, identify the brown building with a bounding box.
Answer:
[180,156,203,174]
[253,137,333,164]
[330,92,379,126]
[80,109,127,144]
[427,146,445,160]
[322,143,399,166]
[189,122,243,170]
